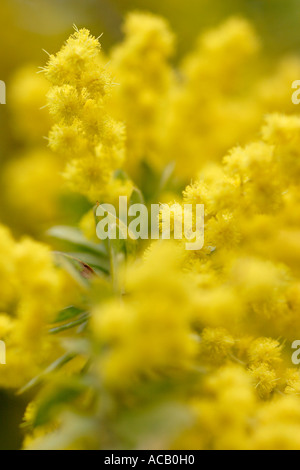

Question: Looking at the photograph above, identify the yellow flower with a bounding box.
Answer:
[110,12,175,175]
[92,242,197,389]
[45,27,127,202]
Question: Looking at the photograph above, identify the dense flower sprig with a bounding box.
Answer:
[44,27,127,202]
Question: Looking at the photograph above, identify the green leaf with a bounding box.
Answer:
[33,380,86,427]
[49,313,90,335]
[53,306,86,324]
[25,415,98,450]
[68,252,110,274]
[159,161,175,193]
[47,226,107,256]
[53,252,96,288]
[130,187,145,206]
[113,168,130,182]
[18,353,76,395]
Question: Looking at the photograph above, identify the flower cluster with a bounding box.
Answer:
[0,225,80,389]
[44,27,128,202]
